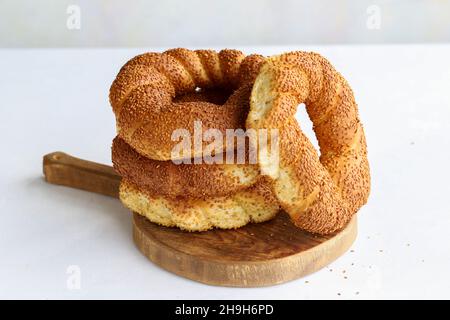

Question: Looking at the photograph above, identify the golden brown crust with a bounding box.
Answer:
[238,54,266,85]
[110,49,265,161]
[247,51,370,235]
[119,177,279,231]
[112,136,259,199]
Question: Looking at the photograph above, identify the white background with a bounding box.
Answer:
[1,0,450,47]
[1,45,449,299]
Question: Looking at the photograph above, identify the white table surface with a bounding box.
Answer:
[1,45,449,299]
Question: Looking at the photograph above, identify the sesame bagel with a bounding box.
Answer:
[247,51,370,235]
[112,136,259,199]
[110,48,265,161]
[119,178,279,231]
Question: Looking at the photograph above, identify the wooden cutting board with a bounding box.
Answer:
[43,151,357,287]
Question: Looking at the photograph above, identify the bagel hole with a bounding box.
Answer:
[295,103,320,154]
[173,87,233,105]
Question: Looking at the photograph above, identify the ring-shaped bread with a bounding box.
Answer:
[112,136,259,199]
[119,178,279,231]
[110,48,265,161]
[247,51,370,234]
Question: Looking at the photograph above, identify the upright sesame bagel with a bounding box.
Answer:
[120,177,279,231]
[110,48,265,161]
[112,136,259,199]
[247,51,370,234]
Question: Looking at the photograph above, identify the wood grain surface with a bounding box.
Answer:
[43,151,357,287]
[43,152,121,198]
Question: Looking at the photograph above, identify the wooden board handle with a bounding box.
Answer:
[43,152,121,198]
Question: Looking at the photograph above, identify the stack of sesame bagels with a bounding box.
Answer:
[110,48,370,234]
[110,49,279,231]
